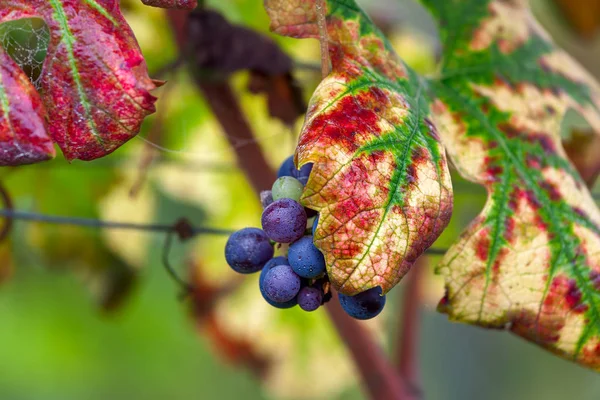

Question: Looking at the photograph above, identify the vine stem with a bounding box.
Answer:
[326,292,415,400]
[396,256,427,396]
[315,0,332,78]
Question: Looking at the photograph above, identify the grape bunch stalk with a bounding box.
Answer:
[225,156,386,319]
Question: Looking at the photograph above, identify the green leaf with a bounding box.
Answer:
[265,0,453,295]
[422,0,600,370]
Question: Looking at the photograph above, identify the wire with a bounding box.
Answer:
[0,209,233,236]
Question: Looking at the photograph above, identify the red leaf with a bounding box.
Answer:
[0,1,157,161]
[0,46,54,165]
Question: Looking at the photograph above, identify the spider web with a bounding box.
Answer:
[0,18,49,89]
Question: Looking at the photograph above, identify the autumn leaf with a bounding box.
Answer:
[0,44,54,165]
[422,0,600,370]
[264,0,453,295]
[0,0,157,162]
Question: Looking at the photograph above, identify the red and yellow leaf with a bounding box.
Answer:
[0,45,54,165]
[265,0,453,295]
[0,0,157,161]
[421,0,600,370]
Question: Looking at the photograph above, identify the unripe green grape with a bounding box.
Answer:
[272,176,304,202]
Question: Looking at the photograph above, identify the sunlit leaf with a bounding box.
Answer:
[422,0,600,370]
[0,0,157,162]
[265,0,453,295]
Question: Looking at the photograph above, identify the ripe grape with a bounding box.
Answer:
[261,198,307,243]
[297,286,322,311]
[263,264,301,303]
[288,236,326,278]
[277,155,295,178]
[225,228,273,274]
[260,190,274,209]
[293,163,313,185]
[338,287,386,320]
[272,176,304,202]
[259,257,297,308]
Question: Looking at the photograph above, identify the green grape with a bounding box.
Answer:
[272,176,304,202]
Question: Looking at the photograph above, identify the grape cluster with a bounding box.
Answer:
[225,156,386,319]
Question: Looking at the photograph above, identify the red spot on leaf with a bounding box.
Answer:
[475,230,491,261]
[590,270,600,291]
[302,88,383,154]
[539,180,562,201]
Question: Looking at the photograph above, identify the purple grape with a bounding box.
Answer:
[260,190,274,209]
[259,257,297,308]
[288,236,326,279]
[261,198,307,243]
[298,286,322,312]
[277,155,295,178]
[225,228,273,274]
[338,287,386,320]
[260,256,288,286]
[293,163,313,185]
[263,264,301,303]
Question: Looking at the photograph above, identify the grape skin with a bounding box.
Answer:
[277,155,295,178]
[288,236,326,279]
[263,264,301,303]
[261,198,307,243]
[224,228,273,274]
[298,286,322,312]
[338,287,386,320]
[272,176,304,202]
[259,257,297,308]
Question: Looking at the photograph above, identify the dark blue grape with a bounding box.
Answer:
[261,198,307,243]
[288,236,326,279]
[338,287,386,320]
[225,228,273,274]
[277,155,295,178]
[263,264,301,303]
[293,163,313,185]
[259,257,297,308]
[259,256,288,286]
[312,215,319,236]
[298,286,322,312]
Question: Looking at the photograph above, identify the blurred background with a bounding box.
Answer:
[0,0,599,399]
